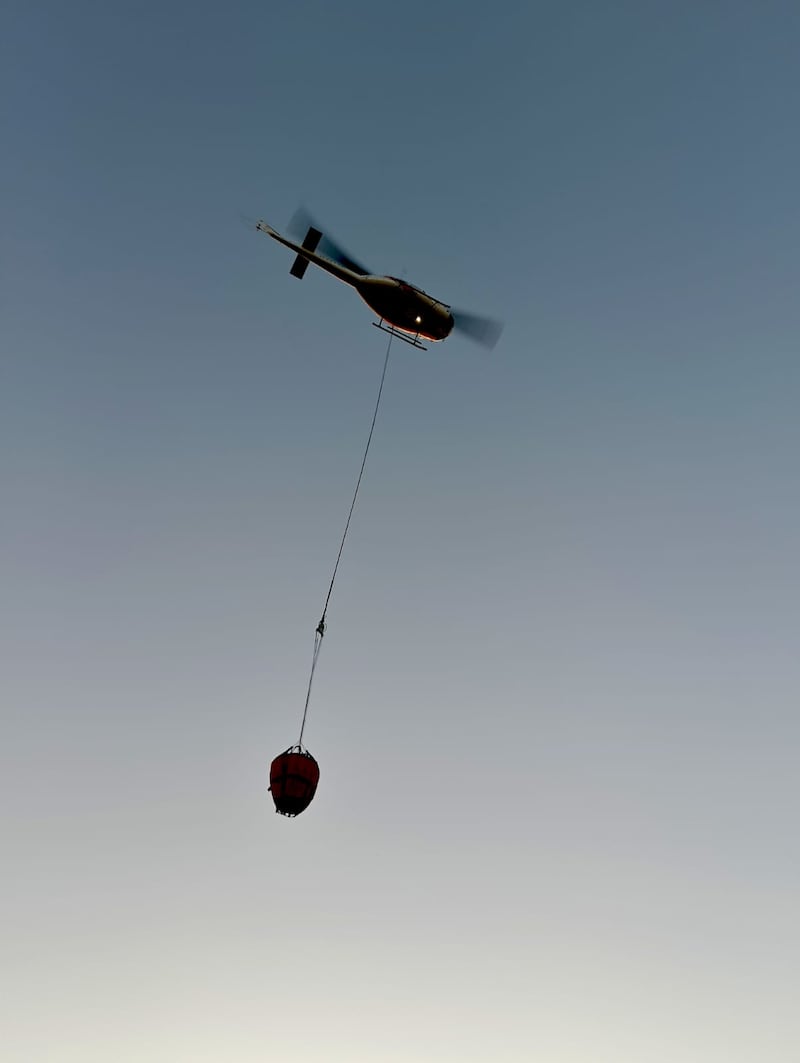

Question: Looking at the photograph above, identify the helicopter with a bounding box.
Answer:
[256,209,503,350]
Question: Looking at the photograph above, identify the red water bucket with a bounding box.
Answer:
[269,746,320,817]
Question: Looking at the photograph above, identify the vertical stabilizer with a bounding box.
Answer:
[289,226,322,279]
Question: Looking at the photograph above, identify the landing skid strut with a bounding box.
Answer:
[372,320,428,350]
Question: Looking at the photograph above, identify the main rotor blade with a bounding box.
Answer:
[288,207,371,276]
[451,309,504,349]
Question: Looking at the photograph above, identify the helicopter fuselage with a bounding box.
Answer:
[354,276,453,342]
[256,221,454,343]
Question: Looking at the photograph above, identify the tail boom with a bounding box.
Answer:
[256,221,362,286]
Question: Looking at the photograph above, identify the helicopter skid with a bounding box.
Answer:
[372,320,428,350]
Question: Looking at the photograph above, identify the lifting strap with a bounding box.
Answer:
[297,332,394,746]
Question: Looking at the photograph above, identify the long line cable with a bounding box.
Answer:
[298,332,393,746]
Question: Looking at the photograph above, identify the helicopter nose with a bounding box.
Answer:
[429,310,453,340]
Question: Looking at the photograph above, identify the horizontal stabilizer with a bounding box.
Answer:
[290,226,322,279]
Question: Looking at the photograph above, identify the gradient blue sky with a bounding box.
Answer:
[2,2,799,1060]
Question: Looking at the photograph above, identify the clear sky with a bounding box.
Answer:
[2,2,799,1060]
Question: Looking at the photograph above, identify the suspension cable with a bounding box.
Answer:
[297,332,393,746]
